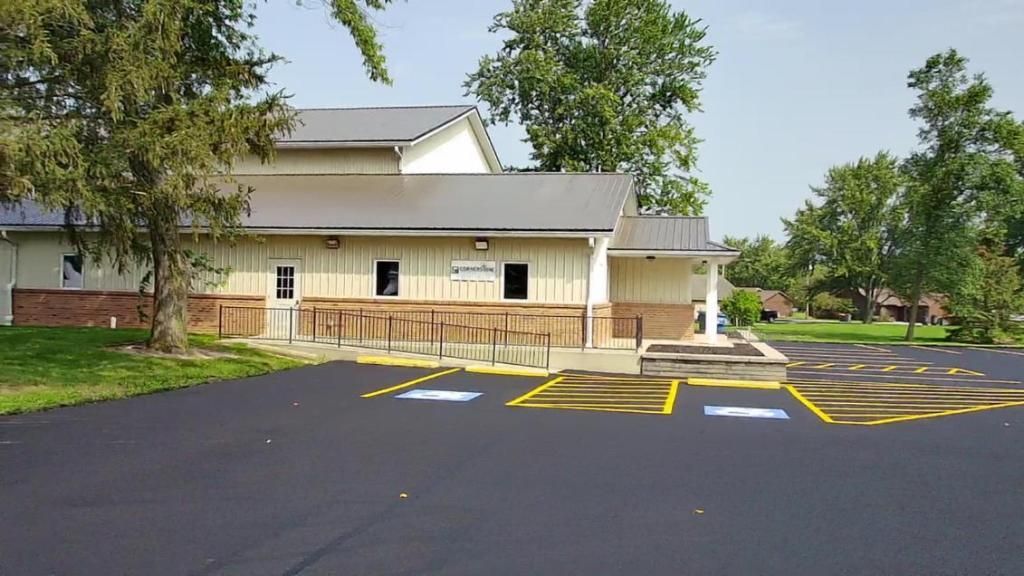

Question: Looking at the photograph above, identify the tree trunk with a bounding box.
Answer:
[862,282,875,324]
[904,287,921,342]
[148,215,189,353]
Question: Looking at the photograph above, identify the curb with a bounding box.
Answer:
[357,355,440,369]
[465,365,550,377]
[687,378,781,390]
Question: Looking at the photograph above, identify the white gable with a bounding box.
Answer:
[402,117,495,174]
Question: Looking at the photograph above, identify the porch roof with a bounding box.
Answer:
[609,216,739,258]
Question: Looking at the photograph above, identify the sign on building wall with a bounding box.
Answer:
[450,260,497,282]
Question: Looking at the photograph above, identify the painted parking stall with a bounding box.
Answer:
[507,374,680,415]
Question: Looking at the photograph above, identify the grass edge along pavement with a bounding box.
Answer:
[0,326,307,415]
[747,321,1024,346]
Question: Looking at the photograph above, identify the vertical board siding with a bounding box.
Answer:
[609,257,693,304]
[12,233,590,305]
[233,149,399,175]
[402,118,492,174]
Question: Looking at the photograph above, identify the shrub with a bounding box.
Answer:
[811,293,854,319]
[722,291,762,326]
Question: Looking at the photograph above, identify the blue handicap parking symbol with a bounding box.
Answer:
[396,389,483,402]
[704,406,789,419]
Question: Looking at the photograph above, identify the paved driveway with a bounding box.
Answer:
[2,359,1024,575]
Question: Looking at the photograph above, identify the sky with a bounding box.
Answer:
[252,0,1024,242]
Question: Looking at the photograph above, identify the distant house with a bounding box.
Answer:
[734,287,795,318]
[758,290,796,318]
[848,288,950,324]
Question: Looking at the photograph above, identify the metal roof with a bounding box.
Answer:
[282,105,476,146]
[610,216,738,253]
[0,173,634,235]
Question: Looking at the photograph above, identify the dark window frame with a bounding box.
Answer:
[375,260,400,297]
[502,262,529,301]
[60,253,84,290]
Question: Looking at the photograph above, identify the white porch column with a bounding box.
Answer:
[704,260,719,344]
[585,237,610,347]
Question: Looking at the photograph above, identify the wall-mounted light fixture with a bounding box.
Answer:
[474,237,489,251]
[645,255,656,261]
[325,236,341,250]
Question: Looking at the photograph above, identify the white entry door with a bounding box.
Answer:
[267,259,301,339]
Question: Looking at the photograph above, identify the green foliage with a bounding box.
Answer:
[721,235,791,290]
[465,0,716,214]
[1,0,393,351]
[947,249,1024,344]
[889,49,1023,341]
[721,290,762,327]
[811,293,854,319]
[783,152,904,323]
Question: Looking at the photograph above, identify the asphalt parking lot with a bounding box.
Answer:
[2,348,1024,575]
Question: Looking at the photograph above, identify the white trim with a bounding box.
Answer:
[608,249,740,259]
[59,253,84,290]
[0,230,16,325]
[0,226,614,239]
[408,109,476,146]
[268,259,301,306]
[373,259,401,298]
[500,261,530,301]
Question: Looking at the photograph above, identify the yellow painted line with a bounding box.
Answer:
[357,355,440,369]
[360,367,462,398]
[968,347,1024,357]
[798,390,1024,400]
[687,378,781,390]
[786,361,807,368]
[781,352,904,360]
[558,373,673,382]
[663,381,680,414]
[947,368,985,376]
[849,364,866,370]
[911,345,961,355]
[856,344,890,353]
[506,376,565,406]
[510,403,667,415]
[850,401,1024,425]
[559,378,669,384]
[785,385,834,424]
[813,363,835,369]
[534,393,670,399]
[788,373,1022,384]
[914,367,928,374]
[552,383,671,387]
[881,365,898,372]
[465,365,549,377]
[824,406,986,413]
[810,401,993,408]
[793,385,1024,396]
[787,380,1024,391]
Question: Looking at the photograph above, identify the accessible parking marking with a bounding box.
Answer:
[786,380,1024,426]
[507,375,680,415]
[360,367,462,398]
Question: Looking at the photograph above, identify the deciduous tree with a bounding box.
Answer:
[721,235,791,291]
[465,0,716,214]
[783,152,904,323]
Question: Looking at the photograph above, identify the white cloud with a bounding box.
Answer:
[734,10,801,39]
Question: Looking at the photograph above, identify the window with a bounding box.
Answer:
[503,263,529,300]
[275,265,295,300]
[375,260,400,297]
[61,254,84,289]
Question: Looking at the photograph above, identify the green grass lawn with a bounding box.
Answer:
[0,326,306,415]
[752,321,951,344]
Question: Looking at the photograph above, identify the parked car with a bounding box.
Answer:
[760,309,779,323]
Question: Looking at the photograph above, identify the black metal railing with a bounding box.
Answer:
[218,306,553,369]
[220,306,641,351]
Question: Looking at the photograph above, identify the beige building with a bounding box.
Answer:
[0,105,738,346]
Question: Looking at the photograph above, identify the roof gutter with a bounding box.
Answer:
[0,229,17,325]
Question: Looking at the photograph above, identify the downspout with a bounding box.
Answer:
[393,146,404,173]
[0,230,17,326]
[586,238,595,347]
